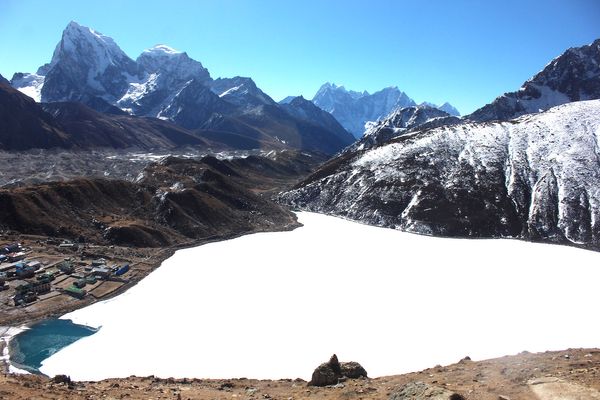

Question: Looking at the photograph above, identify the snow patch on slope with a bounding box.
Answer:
[10,73,45,102]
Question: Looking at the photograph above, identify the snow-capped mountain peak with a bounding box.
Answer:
[314,82,367,101]
[209,77,275,108]
[312,83,416,138]
[40,21,140,103]
[356,104,460,150]
[469,38,600,122]
[438,102,460,116]
[52,21,133,71]
[419,101,461,116]
[136,44,210,84]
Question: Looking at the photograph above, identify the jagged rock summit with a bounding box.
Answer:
[41,21,142,108]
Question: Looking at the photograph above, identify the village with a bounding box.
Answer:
[0,233,170,326]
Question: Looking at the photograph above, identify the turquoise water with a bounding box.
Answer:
[9,319,97,374]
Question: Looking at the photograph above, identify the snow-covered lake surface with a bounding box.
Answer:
[40,212,600,381]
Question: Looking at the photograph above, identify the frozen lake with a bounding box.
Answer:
[40,212,600,381]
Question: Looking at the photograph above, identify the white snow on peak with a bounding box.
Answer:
[56,21,130,67]
[143,44,182,56]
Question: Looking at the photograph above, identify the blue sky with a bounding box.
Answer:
[1,0,599,114]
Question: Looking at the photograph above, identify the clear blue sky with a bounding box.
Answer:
[1,0,599,114]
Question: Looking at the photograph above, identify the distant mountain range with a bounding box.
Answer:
[6,21,354,153]
[311,82,460,138]
[281,38,600,251]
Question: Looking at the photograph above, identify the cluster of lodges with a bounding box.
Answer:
[0,242,130,306]
[61,258,130,300]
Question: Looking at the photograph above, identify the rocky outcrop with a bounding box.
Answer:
[279,96,355,145]
[389,382,465,400]
[308,354,368,386]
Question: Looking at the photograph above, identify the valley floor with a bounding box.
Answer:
[0,348,599,399]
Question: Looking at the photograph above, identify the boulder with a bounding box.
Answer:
[389,382,465,400]
[308,354,367,387]
[340,361,368,379]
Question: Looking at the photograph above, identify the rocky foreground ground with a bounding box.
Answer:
[1,349,599,399]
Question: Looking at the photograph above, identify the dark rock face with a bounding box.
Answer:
[308,354,367,386]
[281,100,600,250]
[280,96,355,146]
[42,102,211,149]
[469,38,600,122]
[157,79,234,129]
[0,73,8,85]
[389,382,465,400]
[0,82,69,150]
[203,104,355,155]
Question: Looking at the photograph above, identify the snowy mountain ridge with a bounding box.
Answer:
[281,99,600,249]
[468,38,600,122]
[312,82,460,138]
[6,21,355,154]
[356,105,461,150]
